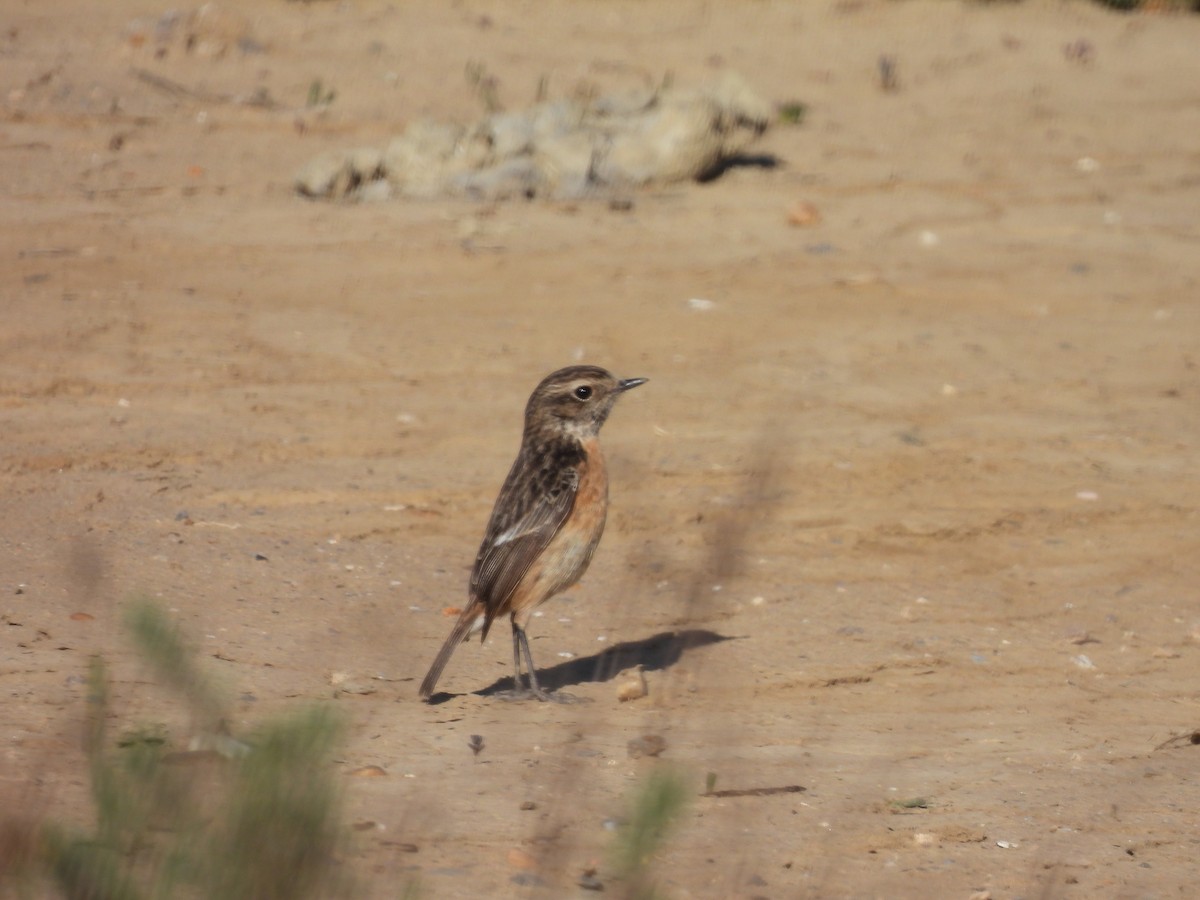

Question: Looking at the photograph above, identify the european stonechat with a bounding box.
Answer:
[419,365,646,701]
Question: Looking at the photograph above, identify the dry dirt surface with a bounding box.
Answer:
[3,1,1200,897]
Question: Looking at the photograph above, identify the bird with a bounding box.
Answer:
[419,365,646,701]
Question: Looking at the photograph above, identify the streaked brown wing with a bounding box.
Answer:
[470,453,580,619]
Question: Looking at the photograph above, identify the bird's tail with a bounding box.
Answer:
[419,606,482,699]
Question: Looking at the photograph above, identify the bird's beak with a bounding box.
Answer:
[617,377,648,393]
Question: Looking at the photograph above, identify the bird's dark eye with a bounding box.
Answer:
[573,385,593,401]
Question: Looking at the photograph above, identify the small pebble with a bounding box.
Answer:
[506,848,537,870]
[616,667,647,702]
[578,870,604,891]
[627,734,666,759]
[786,201,821,227]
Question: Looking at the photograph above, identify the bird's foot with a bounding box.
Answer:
[494,687,538,702]
[535,689,586,704]
[495,687,586,704]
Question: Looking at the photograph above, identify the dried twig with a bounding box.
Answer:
[1154,730,1200,751]
[131,68,285,110]
[701,784,806,799]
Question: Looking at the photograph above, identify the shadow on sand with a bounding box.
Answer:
[422,629,733,704]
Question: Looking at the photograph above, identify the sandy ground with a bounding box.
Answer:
[3,0,1200,897]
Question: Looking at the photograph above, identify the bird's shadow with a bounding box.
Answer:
[697,152,782,183]
[422,629,733,704]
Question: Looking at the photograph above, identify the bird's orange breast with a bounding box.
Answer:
[511,438,608,623]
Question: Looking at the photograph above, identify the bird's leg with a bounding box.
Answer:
[494,620,537,700]
[515,623,550,700]
[514,620,581,703]
[511,624,526,693]
[496,618,583,703]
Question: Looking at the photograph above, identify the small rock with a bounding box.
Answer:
[627,734,666,759]
[507,848,537,870]
[616,667,647,702]
[187,732,250,759]
[878,55,900,92]
[1064,39,1094,65]
[510,872,544,887]
[69,612,94,622]
[348,765,388,778]
[786,201,821,227]
[357,179,392,202]
[183,4,257,59]
[578,869,604,891]
[295,151,350,198]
